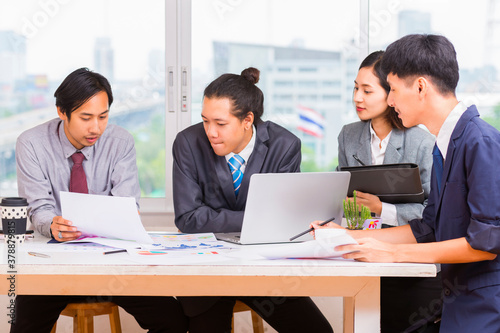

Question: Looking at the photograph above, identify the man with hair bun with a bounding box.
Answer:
[173,67,333,332]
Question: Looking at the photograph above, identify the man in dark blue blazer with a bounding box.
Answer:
[316,34,500,332]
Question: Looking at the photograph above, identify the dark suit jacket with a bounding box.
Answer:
[172,121,301,316]
[410,105,500,329]
[337,121,434,225]
[173,121,301,234]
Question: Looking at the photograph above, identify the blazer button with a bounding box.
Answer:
[444,288,451,296]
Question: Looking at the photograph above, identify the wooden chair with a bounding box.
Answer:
[232,300,264,333]
[51,302,122,333]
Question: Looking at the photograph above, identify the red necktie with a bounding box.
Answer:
[70,152,88,194]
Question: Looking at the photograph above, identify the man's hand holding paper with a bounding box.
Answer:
[60,191,153,245]
[51,216,81,241]
[335,237,399,262]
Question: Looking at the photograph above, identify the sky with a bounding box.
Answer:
[0,0,165,80]
[369,0,491,69]
[0,0,496,82]
[192,0,493,70]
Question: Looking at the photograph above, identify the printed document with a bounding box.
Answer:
[60,191,153,244]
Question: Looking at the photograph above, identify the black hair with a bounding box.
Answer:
[203,67,264,124]
[359,51,405,130]
[54,67,113,120]
[380,34,459,96]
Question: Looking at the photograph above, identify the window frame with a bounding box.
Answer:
[142,0,370,215]
[140,0,192,215]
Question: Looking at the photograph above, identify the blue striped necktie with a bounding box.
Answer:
[432,144,444,194]
[228,154,245,196]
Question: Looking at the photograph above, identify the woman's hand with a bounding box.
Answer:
[348,190,382,216]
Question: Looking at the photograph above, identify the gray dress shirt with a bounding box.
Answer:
[16,118,140,237]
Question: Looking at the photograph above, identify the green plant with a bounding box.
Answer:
[343,190,371,230]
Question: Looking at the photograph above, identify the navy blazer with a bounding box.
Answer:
[173,120,301,233]
[410,105,500,328]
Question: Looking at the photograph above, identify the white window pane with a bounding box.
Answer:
[0,0,166,197]
[192,0,360,171]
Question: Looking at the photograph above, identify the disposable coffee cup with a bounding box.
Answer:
[1,197,28,245]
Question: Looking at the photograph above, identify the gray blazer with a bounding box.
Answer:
[337,121,434,225]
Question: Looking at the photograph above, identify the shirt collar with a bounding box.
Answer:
[225,124,256,164]
[436,101,468,160]
[369,121,392,146]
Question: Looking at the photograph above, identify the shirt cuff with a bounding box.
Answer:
[409,218,436,243]
[380,202,398,226]
[466,218,500,254]
[31,211,56,238]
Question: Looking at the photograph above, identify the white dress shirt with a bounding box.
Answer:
[435,101,468,160]
[370,123,398,226]
[225,125,256,173]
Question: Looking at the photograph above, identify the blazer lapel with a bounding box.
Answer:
[384,128,404,163]
[237,124,269,207]
[435,105,478,213]
[354,122,372,165]
[435,140,456,213]
[214,154,237,206]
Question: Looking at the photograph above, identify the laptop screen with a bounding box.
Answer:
[238,171,350,244]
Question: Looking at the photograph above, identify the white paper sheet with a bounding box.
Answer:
[66,237,142,250]
[60,191,153,244]
[256,229,358,259]
[22,239,115,253]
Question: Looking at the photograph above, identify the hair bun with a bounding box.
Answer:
[241,67,260,84]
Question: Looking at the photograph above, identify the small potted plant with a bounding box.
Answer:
[343,190,371,230]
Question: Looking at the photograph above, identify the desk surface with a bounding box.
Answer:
[1,234,436,333]
[1,233,436,296]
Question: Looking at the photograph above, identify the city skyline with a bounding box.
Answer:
[0,1,497,82]
[1,0,500,197]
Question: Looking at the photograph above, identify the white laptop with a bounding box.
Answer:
[215,171,350,245]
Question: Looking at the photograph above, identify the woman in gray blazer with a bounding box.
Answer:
[173,67,333,333]
[338,53,434,227]
[338,51,441,333]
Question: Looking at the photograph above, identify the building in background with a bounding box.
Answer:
[0,31,26,85]
[0,31,26,115]
[484,0,500,69]
[398,10,431,36]
[94,37,115,84]
[395,9,500,114]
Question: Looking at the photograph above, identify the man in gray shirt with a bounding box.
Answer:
[11,68,187,333]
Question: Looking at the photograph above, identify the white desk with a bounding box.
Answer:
[1,235,436,333]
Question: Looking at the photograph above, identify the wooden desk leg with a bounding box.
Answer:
[343,297,354,333]
[343,277,380,333]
